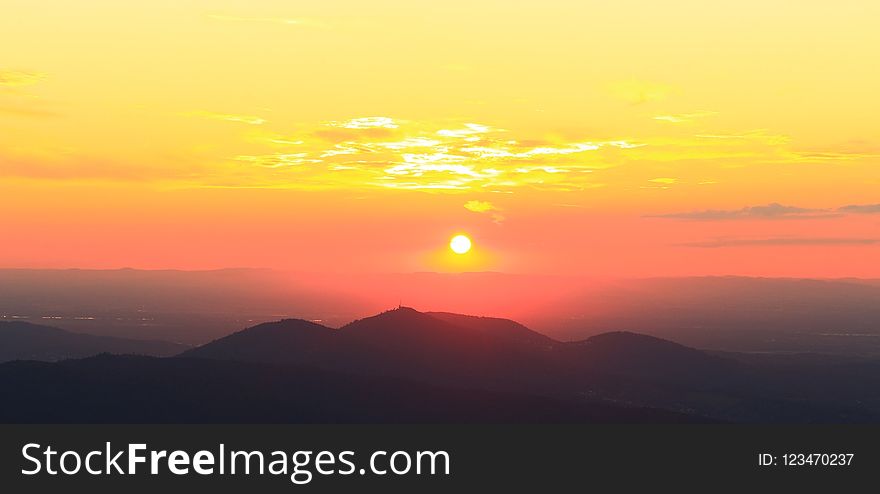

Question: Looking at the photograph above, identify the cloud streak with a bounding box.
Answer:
[838,204,880,214]
[327,117,398,129]
[0,70,45,88]
[188,111,266,125]
[651,203,831,220]
[680,237,879,248]
[654,202,880,221]
[653,111,717,124]
[464,200,504,223]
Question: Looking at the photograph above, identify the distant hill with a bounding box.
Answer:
[565,331,742,383]
[183,308,736,387]
[176,318,334,367]
[183,308,563,390]
[0,355,697,423]
[0,321,186,362]
[536,276,880,355]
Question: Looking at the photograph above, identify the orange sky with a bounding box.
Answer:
[2,1,879,276]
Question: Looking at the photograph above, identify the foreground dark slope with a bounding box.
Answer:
[181,308,880,423]
[0,321,186,362]
[0,355,697,423]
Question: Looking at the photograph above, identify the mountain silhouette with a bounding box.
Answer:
[565,331,742,382]
[5,308,880,423]
[179,308,880,422]
[183,307,737,390]
[0,321,186,362]
[176,318,334,368]
[183,307,571,390]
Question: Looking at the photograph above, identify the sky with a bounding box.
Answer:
[1,0,879,277]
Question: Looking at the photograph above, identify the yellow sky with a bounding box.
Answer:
[1,1,879,274]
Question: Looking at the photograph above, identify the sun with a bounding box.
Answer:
[449,234,472,255]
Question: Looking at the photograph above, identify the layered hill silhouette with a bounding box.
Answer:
[179,308,880,423]
[0,321,186,362]
[182,307,738,389]
[3,307,880,423]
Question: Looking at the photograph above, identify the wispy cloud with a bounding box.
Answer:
[653,202,880,221]
[246,130,303,146]
[641,177,678,190]
[464,200,504,223]
[653,111,717,124]
[463,200,496,213]
[651,203,832,220]
[188,110,266,125]
[694,130,789,146]
[437,123,492,138]
[0,70,45,88]
[234,153,321,168]
[838,204,880,214]
[680,237,879,248]
[788,150,880,163]
[327,117,398,129]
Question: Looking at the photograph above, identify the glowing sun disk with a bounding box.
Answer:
[450,234,472,254]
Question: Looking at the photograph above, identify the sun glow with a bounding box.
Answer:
[449,235,472,255]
